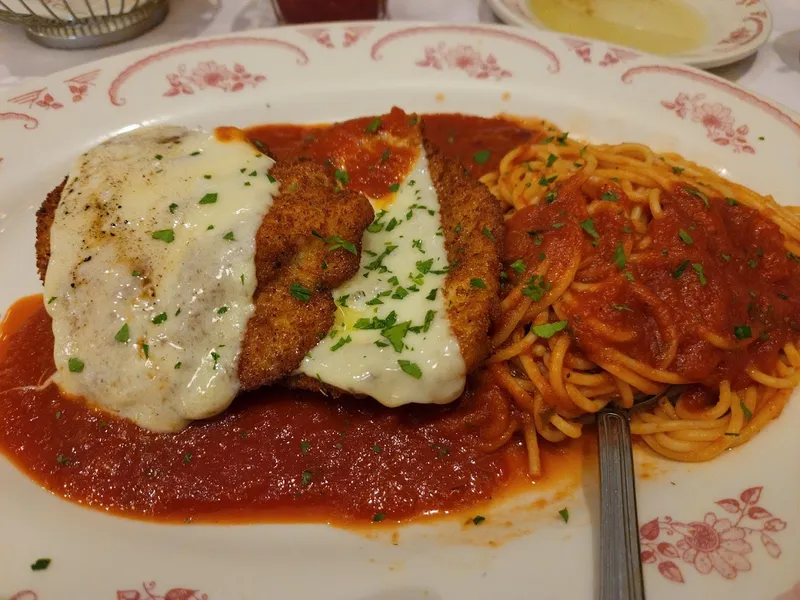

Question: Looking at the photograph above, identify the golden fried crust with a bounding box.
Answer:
[35,178,65,284]
[237,161,373,389]
[34,163,374,391]
[423,134,503,372]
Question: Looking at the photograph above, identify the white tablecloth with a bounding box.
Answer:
[0,0,798,111]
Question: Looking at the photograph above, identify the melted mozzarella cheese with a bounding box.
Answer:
[298,148,466,406]
[44,125,278,432]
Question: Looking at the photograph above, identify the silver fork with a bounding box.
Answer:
[596,386,686,600]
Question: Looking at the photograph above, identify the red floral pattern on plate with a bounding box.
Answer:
[8,88,64,110]
[164,61,265,97]
[716,15,766,49]
[117,582,208,600]
[561,39,640,66]
[662,92,755,153]
[776,582,800,600]
[9,591,37,600]
[736,0,760,5]
[297,26,373,49]
[371,25,560,74]
[108,37,309,106]
[416,43,512,80]
[0,111,39,129]
[64,69,101,102]
[640,486,787,583]
[621,66,800,139]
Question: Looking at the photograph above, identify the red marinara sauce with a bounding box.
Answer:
[0,113,577,525]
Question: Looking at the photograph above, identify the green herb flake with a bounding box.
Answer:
[741,401,753,420]
[611,303,633,312]
[601,191,618,202]
[734,324,752,340]
[388,183,400,193]
[426,288,438,301]
[330,335,353,352]
[687,187,709,208]
[183,452,192,464]
[692,263,707,285]
[538,174,558,186]
[152,229,175,243]
[612,243,626,270]
[223,231,235,241]
[373,513,387,522]
[679,229,694,244]
[558,508,569,523]
[152,312,168,325]
[290,282,312,303]
[673,259,690,278]
[372,444,382,454]
[531,320,568,339]
[672,166,685,174]
[545,154,558,168]
[472,515,486,525]
[473,149,491,164]
[482,226,496,242]
[168,202,178,214]
[143,344,150,360]
[68,357,84,373]
[470,278,487,289]
[365,117,382,133]
[174,362,182,370]
[510,259,527,275]
[199,192,218,205]
[311,230,357,255]
[30,558,51,571]
[334,169,350,185]
[381,148,391,162]
[56,454,72,466]
[398,360,422,379]
[114,323,129,343]
[300,441,310,454]
[579,217,599,241]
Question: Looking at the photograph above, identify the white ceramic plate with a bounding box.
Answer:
[1,21,799,600]
[486,0,773,69]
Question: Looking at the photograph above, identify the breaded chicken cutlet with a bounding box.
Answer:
[36,160,375,391]
[287,109,504,397]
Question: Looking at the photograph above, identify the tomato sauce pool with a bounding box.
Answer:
[0,113,579,525]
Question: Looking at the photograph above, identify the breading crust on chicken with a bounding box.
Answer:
[36,161,374,391]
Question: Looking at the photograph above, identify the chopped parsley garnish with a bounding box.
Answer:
[673,260,690,278]
[365,117,381,133]
[726,197,739,206]
[470,278,487,289]
[368,210,387,233]
[679,229,693,244]
[721,253,731,262]
[687,187,709,208]
[68,358,84,373]
[529,231,544,245]
[741,401,753,420]
[510,259,527,275]
[56,454,72,466]
[556,131,569,145]
[538,174,558,186]
[558,508,569,523]
[473,149,491,164]
[152,312,168,325]
[143,344,150,360]
[579,217,599,241]
[373,513,387,522]
[168,202,178,214]
[47,296,57,304]
[748,259,758,269]
[55,411,62,420]
[30,558,51,571]
[366,298,384,306]
[612,243,626,270]
[392,287,409,300]
[672,166,685,174]
[398,360,422,379]
[416,258,434,274]
[552,222,565,229]
[287,283,311,304]
[190,151,201,156]
[330,335,353,352]
[423,310,436,333]
[472,515,486,525]
[312,230,357,255]
[114,323,129,343]
[152,229,175,243]
[454,223,463,233]
[216,306,228,315]
[426,288,438,300]
[334,169,350,185]
[482,226,496,242]
[381,148,391,162]
[540,136,554,145]
[183,452,192,464]
[300,470,313,486]
[199,192,218,205]
[223,231,235,241]
[382,321,410,352]
[531,320,568,339]
[385,217,401,232]
[154,154,163,160]
[611,304,633,312]
[601,191,618,202]
[365,244,397,273]
[372,444,382,454]
[522,275,549,301]
[174,362,182,369]
[692,263,707,285]
[300,441,310,454]
[388,183,400,193]
[733,324,752,340]
[267,174,277,183]
[545,153,558,168]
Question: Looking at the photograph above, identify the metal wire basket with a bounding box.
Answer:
[0,0,169,49]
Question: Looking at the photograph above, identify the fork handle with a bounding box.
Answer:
[597,408,646,600]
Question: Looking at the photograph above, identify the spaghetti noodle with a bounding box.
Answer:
[480,128,800,474]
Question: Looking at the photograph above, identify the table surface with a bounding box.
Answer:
[0,0,798,111]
